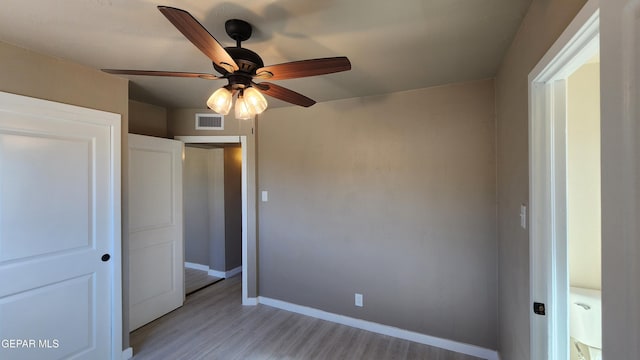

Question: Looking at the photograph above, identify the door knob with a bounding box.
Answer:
[101,254,111,262]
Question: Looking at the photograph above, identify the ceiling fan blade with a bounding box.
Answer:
[102,69,223,80]
[255,82,316,107]
[255,57,351,80]
[158,6,239,73]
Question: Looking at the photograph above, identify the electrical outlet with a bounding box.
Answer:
[355,293,363,307]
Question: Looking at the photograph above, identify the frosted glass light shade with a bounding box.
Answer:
[235,96,253,120]
[243,87,268,114]
[207,88,233,115]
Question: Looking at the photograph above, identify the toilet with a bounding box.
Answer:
[569,286,602,360]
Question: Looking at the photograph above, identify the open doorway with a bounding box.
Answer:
[175,135,252,305]
[528,1,600,359]
[183,143,242,295]
[566,53,601,360]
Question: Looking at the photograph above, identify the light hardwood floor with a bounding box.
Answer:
[184,267,222,295]
[131,275,483,360]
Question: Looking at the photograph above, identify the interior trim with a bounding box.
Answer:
[258,296,500,360]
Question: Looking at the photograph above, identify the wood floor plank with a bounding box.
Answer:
[185,267,223,294]
[131,275,485,360]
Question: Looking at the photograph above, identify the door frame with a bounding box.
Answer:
[528,1,599,359]
[175,135,253,305]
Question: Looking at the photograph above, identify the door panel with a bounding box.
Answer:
[128,134,183,331]
[0,133,92,262]
[0,91,121,360]
[130,242,175,304]
[1,275,95,359]
[130,149,174,230]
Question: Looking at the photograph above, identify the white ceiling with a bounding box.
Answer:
[0,0,532,109]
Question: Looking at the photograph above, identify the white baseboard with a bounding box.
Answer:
[243,297,258,306]
[122,347,133,360]
[225,265,242,278]
[207,269,226,278]
[184,262,208,271]
[257,296,499,360]
[186,262,242,279]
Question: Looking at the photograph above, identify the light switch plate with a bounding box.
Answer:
[261,191,268,202]
[355,293,363,307]
[520,204,527,229]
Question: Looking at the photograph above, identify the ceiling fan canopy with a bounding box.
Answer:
[102,6,352,115]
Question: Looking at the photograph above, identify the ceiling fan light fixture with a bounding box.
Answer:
[103,7,352,111]
[234,94,253,120]
[243,87,268,114]
[207,87,233,115]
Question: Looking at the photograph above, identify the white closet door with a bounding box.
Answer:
[128,134,183,331]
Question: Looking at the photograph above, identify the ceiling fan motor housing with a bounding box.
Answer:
[214,47,264,74]
[214,47,264,90]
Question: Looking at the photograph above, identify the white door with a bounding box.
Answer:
[128,134,183,331]
[0,92,122,359]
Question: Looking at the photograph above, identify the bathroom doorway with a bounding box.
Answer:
[528,1,601,359]
[566,53,601,360]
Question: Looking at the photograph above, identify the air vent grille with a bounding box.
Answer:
[195,113,224,130]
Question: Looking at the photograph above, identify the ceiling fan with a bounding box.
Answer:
[103,6,352,119]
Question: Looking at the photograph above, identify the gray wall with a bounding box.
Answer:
[184,146,214,265]
[129,100,167,138]
[258,79,497,349]
[494,0,587,358]
[224,146,242,271]
[208,149,226,271]
[183,146,231,272]
[600,0,640,357]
